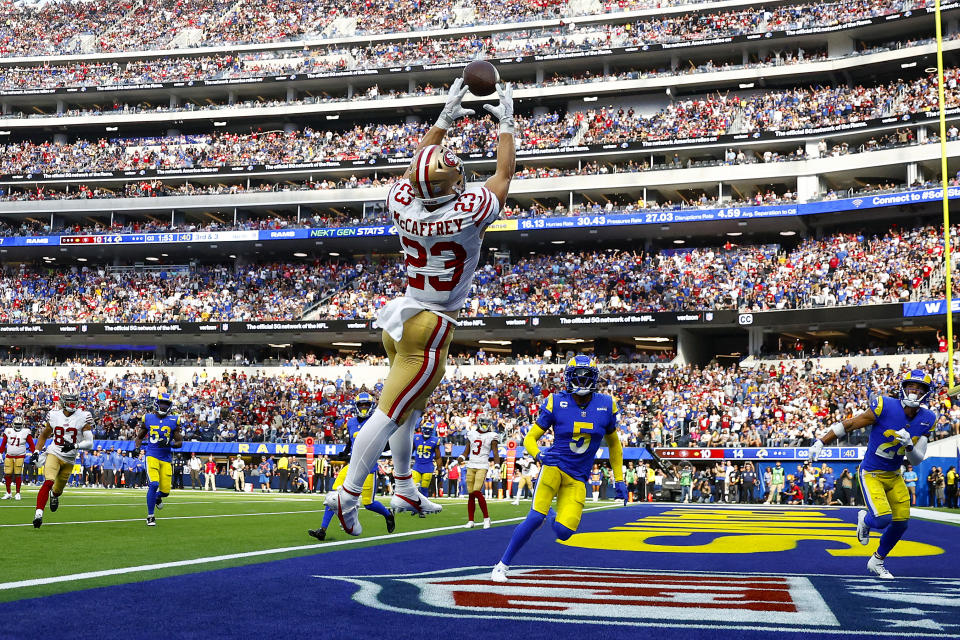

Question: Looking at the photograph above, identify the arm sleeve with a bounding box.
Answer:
[906,436,928,466]
[523,425,546,460]
[470,186,501,231]
[535,394,556,431]
[606,396,620,435]
[605,431,624,482]
[76,429,94,451]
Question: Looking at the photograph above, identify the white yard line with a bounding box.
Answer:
[0,504,619,591]
[911,508,960,525]
[0,508,328,528]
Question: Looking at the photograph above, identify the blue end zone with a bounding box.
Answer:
[2,505,959,639]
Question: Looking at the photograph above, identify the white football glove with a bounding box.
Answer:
[807,440,824,463]
[435,78,475,130]
[893,428,913,448]
[483,82,515,135]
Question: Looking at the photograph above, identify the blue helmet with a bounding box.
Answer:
[155,392,173,417]
[564,355,599,396]
[900,369,932,408]
[421,423,434,438]
[354,392,376,420]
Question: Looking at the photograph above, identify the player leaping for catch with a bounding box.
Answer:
[492,356,626,582]
[32,392,95,528]
[135,392,184,526]
[326,77,515,536]
[809,369,936,579]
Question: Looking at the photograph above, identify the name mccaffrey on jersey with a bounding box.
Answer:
[393,215,469,237]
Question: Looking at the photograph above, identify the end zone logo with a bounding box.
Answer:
[321,566,837,628]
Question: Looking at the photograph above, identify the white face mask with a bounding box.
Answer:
[902,393,921,408]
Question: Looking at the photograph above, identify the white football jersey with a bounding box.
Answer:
[464,429,498,469]
[3,427,32,456]
[516,456,534,476]
[387,179,501,312]
[45,409,94,463]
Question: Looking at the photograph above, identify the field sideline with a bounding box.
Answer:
[0,486,586,602]
[3,486,958,617]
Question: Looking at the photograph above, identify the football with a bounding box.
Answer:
[463,60,499,96]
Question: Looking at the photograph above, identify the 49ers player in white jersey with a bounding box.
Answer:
[32,392,95,528]
[326,77,516,536]
[1,415,35,500]
[460,414,501,529]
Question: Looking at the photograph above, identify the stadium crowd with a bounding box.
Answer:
[0,261,361,323]
[0,357,957,454]
[1,67,957,178]
[0,45,834,101]
[314,224,951,318]
[0,0,927,58]
[0,221,951,323]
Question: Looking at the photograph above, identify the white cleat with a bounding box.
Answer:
[14,493,21,501]
[483,518,491,529]
[464,520,476,529]
[511,499,520,506]
[856,510,870,546]
[324,488,362,536]
[867,555,894,579]
[391,488,442,517]
[33,508,43,528]
[1,493,10,500]
[491,562,509,583]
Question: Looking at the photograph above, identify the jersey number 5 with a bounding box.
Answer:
[401,238,468,292]
[570,422,593,454]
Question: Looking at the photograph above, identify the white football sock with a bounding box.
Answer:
[389,409,422,488]
[343,408,398,494]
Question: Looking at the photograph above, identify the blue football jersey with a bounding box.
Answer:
[861,395,936,472]
[413,433,440,472]
[143,413,181,463]
[346,416,378,476]
[536,391,619,483]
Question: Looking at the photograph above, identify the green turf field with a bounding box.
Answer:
[0,486,562,602]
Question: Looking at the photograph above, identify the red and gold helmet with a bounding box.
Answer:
[407,144,464,206]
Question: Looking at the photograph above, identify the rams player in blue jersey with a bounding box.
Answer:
[492,356,626,582]
[134,392,183,527]
[309,392,395,541]
[809,369,936,579]
[412,423,442,497]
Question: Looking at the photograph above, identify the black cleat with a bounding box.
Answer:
[33,510,43,528]
[50,494,59,512]
[386,512,396,534]
[155,496,163,510]
[307,528,327,542]
[147,516,156,527]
